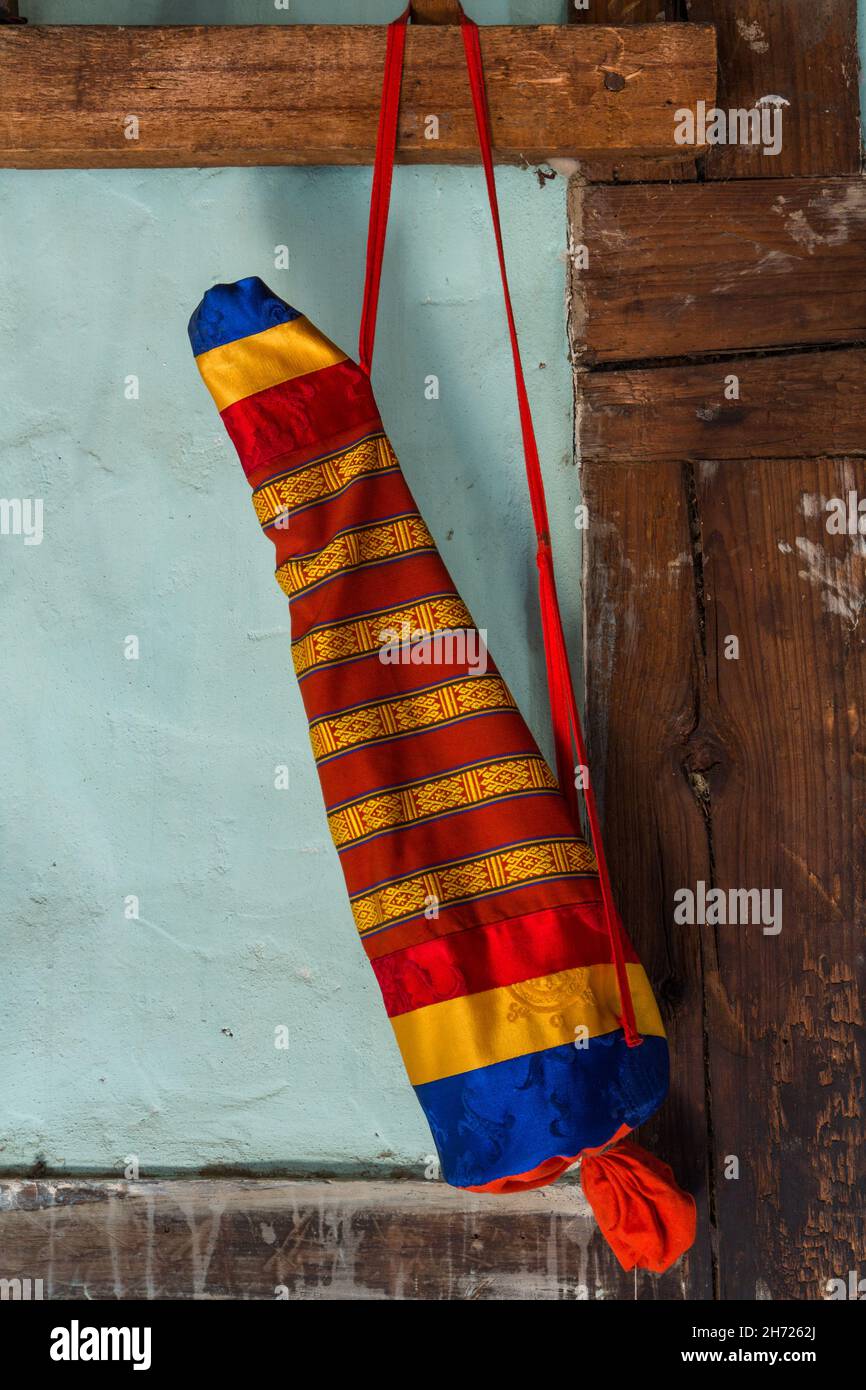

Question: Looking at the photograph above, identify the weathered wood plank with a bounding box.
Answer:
[579,349,866,463]
[686,1,861,178]
[579,459,716,1299]
[581,456,866,1299]
[577,455,866,1299]
[580,178,866,363]
[0,1176,692,1300]
[0,23,717,168]
[569,2,699,183]
[410,0,463,21]
[692,458,866,1298]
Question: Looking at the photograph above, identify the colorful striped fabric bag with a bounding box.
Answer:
[188,5,695,1274]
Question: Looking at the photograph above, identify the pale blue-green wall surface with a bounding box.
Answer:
[0,0,575,1174]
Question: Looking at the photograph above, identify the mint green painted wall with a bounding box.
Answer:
[0,0,575,1173]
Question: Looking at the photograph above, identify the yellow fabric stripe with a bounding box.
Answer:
[311,674,515,765]
[393,963,664,1086]
[195,317,346,411]
[253,434,397,528]
[292,592,473,678]
[352,834,596,936]
[277,514,435,599]
[328,754,557,849]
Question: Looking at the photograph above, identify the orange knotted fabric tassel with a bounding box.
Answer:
[580,1139,696,1274]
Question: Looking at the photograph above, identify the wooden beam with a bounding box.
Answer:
[692,457,866,1298]
[410,0,463,22]
[579,459,716,1301]
[579,455,866,1299]
[0,1176,687,1300]
[579,177,866,363]
[579,348,866,464]
[0,23,717,168]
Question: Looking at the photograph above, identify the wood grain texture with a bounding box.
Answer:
[579,457,866,1299]
[579,460,716,1299]
[0,1176,691,1300]
[0,23,717,168]
[570,0,675,19]
[571,0,865,1286]
[410,0,463,21]
[693,458,866,1298]
[686,0,861,178]
[580,178,866,363]
[569,2,699,183]
[579,349,866,463]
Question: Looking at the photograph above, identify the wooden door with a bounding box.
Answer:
[572,0,865,1299]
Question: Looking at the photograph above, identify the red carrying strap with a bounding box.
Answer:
[358,8,408,379]
[359,5,640,1049]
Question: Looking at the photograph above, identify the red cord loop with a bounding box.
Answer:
[359,6,641,1049]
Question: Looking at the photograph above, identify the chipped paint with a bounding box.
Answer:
[794,536,866,626]
[736,19,770,54]
[772,182,866,254]
[780,208,824,253]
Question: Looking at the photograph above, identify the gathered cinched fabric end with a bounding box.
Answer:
[462,1128,696,1277]
[580,1138,697,1274]
[463,1151,581,1194]
[460,1123,621,1196]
